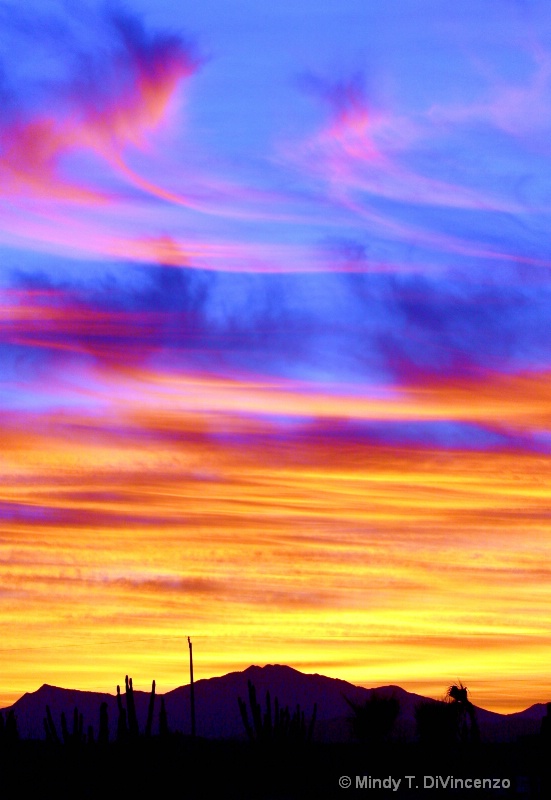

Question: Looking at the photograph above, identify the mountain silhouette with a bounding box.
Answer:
[1,664,546,743]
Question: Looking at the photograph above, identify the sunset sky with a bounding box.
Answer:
[1,0,551,714]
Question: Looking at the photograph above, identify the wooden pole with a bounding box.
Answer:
[188,636,196,738]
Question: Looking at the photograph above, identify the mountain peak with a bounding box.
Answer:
[242,663,301,677]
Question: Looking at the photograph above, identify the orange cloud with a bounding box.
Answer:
[87,364,551,436]
[0,365,550,711]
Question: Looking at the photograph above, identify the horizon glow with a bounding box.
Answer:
[1,0,551,714]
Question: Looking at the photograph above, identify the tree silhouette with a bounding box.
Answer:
[446,682,479,745]
[416,681,479,748]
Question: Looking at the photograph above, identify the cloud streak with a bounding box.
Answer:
[1,400,550,708]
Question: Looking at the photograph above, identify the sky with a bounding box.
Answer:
[1,0,551,714]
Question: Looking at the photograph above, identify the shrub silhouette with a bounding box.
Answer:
[0,709,18,745]
[415,699,458,747]
[343,692,400,744]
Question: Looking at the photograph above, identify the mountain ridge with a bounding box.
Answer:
[1,664,547,743]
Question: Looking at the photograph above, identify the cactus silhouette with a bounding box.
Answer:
[145,680,156,737]
[43,705,85,746]
[116,676,162,739]
[63,707,84,744]
[125,675,139,738]
[116,684,128,741]
[43,705,61,744]
[238,679,316,743]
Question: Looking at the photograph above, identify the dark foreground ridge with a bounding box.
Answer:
[0,732,550,799]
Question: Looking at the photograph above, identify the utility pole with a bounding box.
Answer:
[188,636,196,738]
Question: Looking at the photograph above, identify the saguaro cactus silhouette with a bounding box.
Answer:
[40,676,160,748]
[116,684,128,741]
[43,705,84,746]
[60,707,84,745]
[188,637,196,738]
[116,676,161,739]
[145,680,156,737]
[125,675,139,738]
[43,705,61,744]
